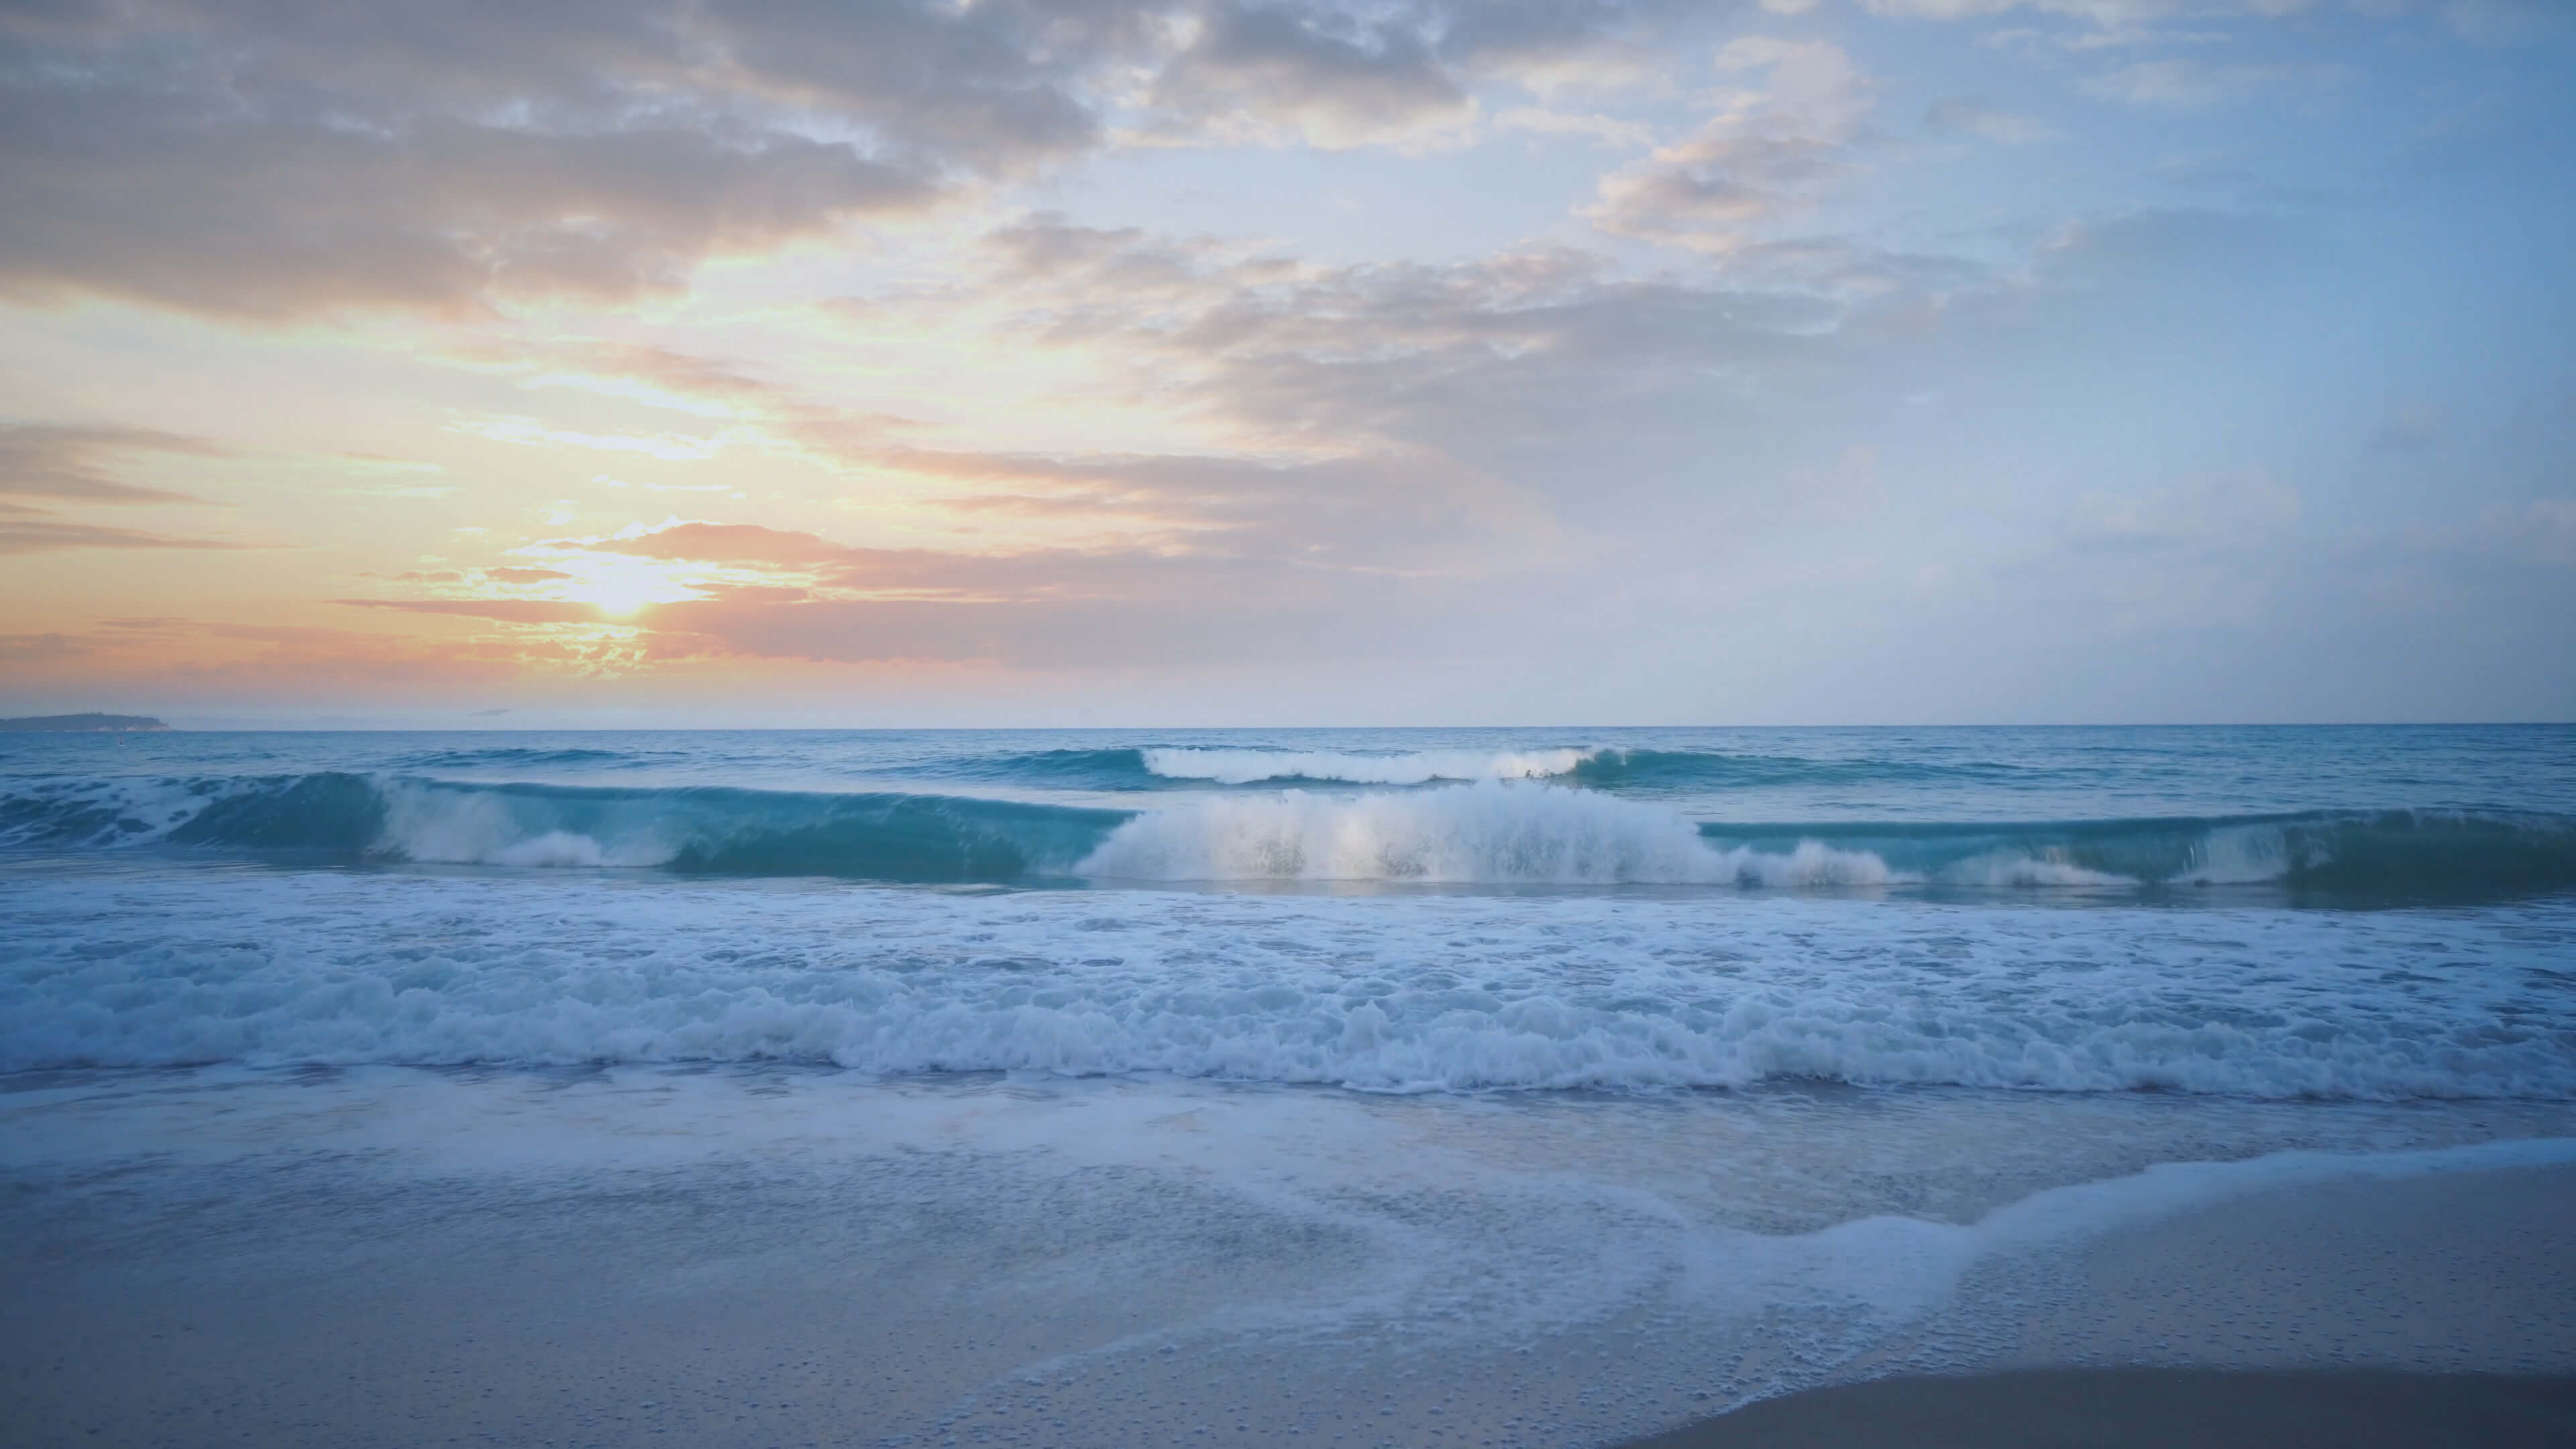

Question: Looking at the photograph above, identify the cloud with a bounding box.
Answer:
[2080,59,2345,109]
[1433,1,1670,75]
[1713,36,1801,72]
[0,633,88,662]
[499,343,786,418]
[333,598,608,625]
[697,0,1122,168]
[1141,3,1474,150]
[319,515,1496,669]
[5,616,598,690]
[590,522,857,569]
[455,415,733,461]
[0,68,936,318]
[0,1,1743,317]
[1586,40,1874,254]
[0,425,224,503]
[1865,1,2322,19]
[622,592,1411,667]
[2371,402,2443,452]
[1494,107,1657,148]
[1923,97,2058,144]
[280,173,2445,690]
[962,213,1859,453]
[2445,497,2576,569]
[0,521,266,555]
[0,1,1104,316]
[571,429,1564,577]
[431,296,1572,572]
[380,200,2082,686]
[2029,206,2300,284]
[2077,468,2304,555]
[2443,0,2571,46]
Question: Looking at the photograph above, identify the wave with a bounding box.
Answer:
[1697,811,2576,898]
[898,745,1597,789]
[898,744,2030,791]
[5,775,2573,898]
[1077,790,2576,897]
[1566,748,2023,790]
[388,745,640,769]
[1139,746,1594,785]
[9,873,2573,1098]
[908,744,2019,791]
[0,773,1126,883]
[1079,785,1893,885]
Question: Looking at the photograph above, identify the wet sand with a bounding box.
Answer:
[1617,1368,2576,1448]
[7,1067,2573,1449]
[1622,1161,2576,1447]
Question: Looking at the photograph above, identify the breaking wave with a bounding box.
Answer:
[1139,747,1593,785]
[896,745,1595,789]
[7,873,2573,1097]
[0,773,1123,883]
[3,773,2572,898]
[1078,786,1892,885]
[388,745,647,770]
[904,745,2025,791]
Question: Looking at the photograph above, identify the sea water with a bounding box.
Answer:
[5,725,2575,1443]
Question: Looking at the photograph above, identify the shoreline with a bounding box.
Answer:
[5,1069,2573,1447]
[1615,1368,2576,1448]
[1621,1159,2576,1446]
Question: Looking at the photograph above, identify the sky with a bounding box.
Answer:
[0,0,2570,727]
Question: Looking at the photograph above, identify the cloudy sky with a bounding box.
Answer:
[1,0,2569,725]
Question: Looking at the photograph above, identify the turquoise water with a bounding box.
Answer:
[2,725,2572,1093]
[7,725,2575,1442]
[5,724,2573,899]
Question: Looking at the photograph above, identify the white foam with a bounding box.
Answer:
[1933,851,2133,888]
[377,782,674,867]
[2180,821,2301,884]
[1670,1133,2576,1348]
[6,869,2571,1100]
[7,1058,2567,1447]
[1080,782,1891,885]
[0,775,219,849]
[1140,747,1595,785]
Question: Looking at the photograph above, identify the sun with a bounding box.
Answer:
[563,561,700,617]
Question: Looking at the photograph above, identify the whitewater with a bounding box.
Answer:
[5,725,2575,1094]
[6,725,2575,1444]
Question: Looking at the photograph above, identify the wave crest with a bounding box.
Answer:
[9,876,2571,1099]
[1079,784,1892,885]
[1,773,1124,882]
[7,772,2575,899]
[1139,747,1595,786]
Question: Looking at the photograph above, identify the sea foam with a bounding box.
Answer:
[1080,784,1890,885]
[7,870,2571,1099]
[7,769,2575,898]
[1140,747,1596,785]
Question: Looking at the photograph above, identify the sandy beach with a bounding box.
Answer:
[1618,1369,2576,1448]
[5,0,2574,1423]
[1622,1161,2576,1447]
[5,1063,2573,1449]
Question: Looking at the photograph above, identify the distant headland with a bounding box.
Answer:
[0,712,172,733]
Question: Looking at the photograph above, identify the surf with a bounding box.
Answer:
[9,871,2573,1100]
[5,770,2573,902]
[899,743,2027,791]
[0,772,1128,883]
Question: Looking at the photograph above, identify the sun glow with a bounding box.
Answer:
[560,560,704,616]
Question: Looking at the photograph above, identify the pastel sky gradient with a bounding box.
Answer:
[2,0,2570,725]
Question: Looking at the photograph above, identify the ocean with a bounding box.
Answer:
[6,724,2576,1444]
